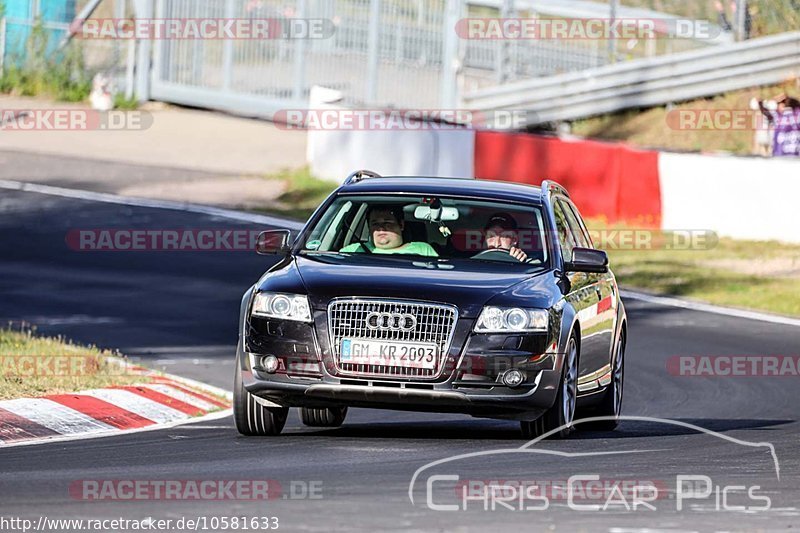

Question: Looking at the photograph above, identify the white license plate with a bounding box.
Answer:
[339,338,438,370]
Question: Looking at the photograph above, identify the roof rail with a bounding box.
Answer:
[343,169,383,185]
[540,180,570,199]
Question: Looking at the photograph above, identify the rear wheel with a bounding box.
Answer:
[300,407,348,427]
[233,357,288,436]
[521,335,578,439]
[578,329,625,431]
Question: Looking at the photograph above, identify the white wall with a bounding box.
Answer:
[307,128,476,182]
[659,152,800,242]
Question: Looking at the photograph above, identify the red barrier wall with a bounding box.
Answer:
[474,131,661,226]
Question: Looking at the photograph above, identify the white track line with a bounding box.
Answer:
[81,389,190,424]
[0,398,116,435]
[0,179,304,229]
[621,290,800,327]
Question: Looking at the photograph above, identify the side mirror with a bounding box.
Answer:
[256,230,292,255]
[564,247,608,274]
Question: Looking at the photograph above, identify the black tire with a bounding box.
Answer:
[578,329,625,432]
[300,407,348,427]
[521,335,579,439]
[233,356,288,436]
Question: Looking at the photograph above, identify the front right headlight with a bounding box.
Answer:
[474,307,548,333]
[251,292,312,323]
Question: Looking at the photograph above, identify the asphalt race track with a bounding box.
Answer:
[1,169,799,531]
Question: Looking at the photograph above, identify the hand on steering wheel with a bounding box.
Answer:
[508,246,528,262]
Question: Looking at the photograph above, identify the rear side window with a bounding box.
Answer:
[557,199,591,249]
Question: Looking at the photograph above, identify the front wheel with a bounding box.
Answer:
[578,329,625,431]
[233,357,288,436]
[521,335,578,439]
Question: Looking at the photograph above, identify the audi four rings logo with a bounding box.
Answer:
[365,312,417,331]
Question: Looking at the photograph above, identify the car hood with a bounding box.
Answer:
[280,254,549,317]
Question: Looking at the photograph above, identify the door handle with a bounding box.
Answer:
[595,287,602,301]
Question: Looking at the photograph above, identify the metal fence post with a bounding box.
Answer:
[133,0,153,102]
[608,0,618,63]
[366,0,381,104]
[222,0,235,91]
[441,0,462,108]
[735,0,747,41]
[496,0,514,83]
[292,0,308,103]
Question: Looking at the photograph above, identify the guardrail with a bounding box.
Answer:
[462,31,800,126]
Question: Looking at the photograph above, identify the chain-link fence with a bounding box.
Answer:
[3,0,798,113]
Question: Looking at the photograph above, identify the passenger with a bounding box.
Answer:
[340,205,438,256]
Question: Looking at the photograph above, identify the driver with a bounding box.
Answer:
[481,213,530,262]
[340,205,438,256]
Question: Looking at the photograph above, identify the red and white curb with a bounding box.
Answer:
[0,360,232,447]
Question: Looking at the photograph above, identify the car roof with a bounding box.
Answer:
[338,177,544,205]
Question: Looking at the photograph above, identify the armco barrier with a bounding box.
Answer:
[473,131,662,226]
[462,32,800,127]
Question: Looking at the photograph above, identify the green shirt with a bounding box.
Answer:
[340,241,438,257]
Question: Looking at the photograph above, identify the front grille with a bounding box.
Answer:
[328,299,458,379]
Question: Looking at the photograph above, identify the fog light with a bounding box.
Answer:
[261,355,279,374]
[502,369,525,387]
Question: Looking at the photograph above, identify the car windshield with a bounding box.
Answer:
[297,194,548,269]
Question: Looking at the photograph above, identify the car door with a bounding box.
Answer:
[552,198,599,380]
[559,198,616,381]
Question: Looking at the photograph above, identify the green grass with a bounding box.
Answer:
[256,166,338,221]
[587,221,800,317]
[0,328,149,400]
[0,19,92,102]
[572,80,799,155]
[113,92,140,110]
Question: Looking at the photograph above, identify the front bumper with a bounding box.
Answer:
[241,312,564,421]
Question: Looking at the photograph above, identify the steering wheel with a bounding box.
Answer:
[471,248,522,263]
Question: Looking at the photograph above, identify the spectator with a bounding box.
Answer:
[756,94,800,157]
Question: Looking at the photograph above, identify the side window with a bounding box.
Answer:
[563,199,594,249]
[558,199,590,249]
[552,200,577,261]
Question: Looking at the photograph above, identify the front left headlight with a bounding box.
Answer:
[251,292,312,323]
[474,306,548,333]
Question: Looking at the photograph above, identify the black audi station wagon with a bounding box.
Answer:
[234,171,627,438]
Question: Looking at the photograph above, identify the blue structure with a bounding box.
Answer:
[3,0,76,63]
